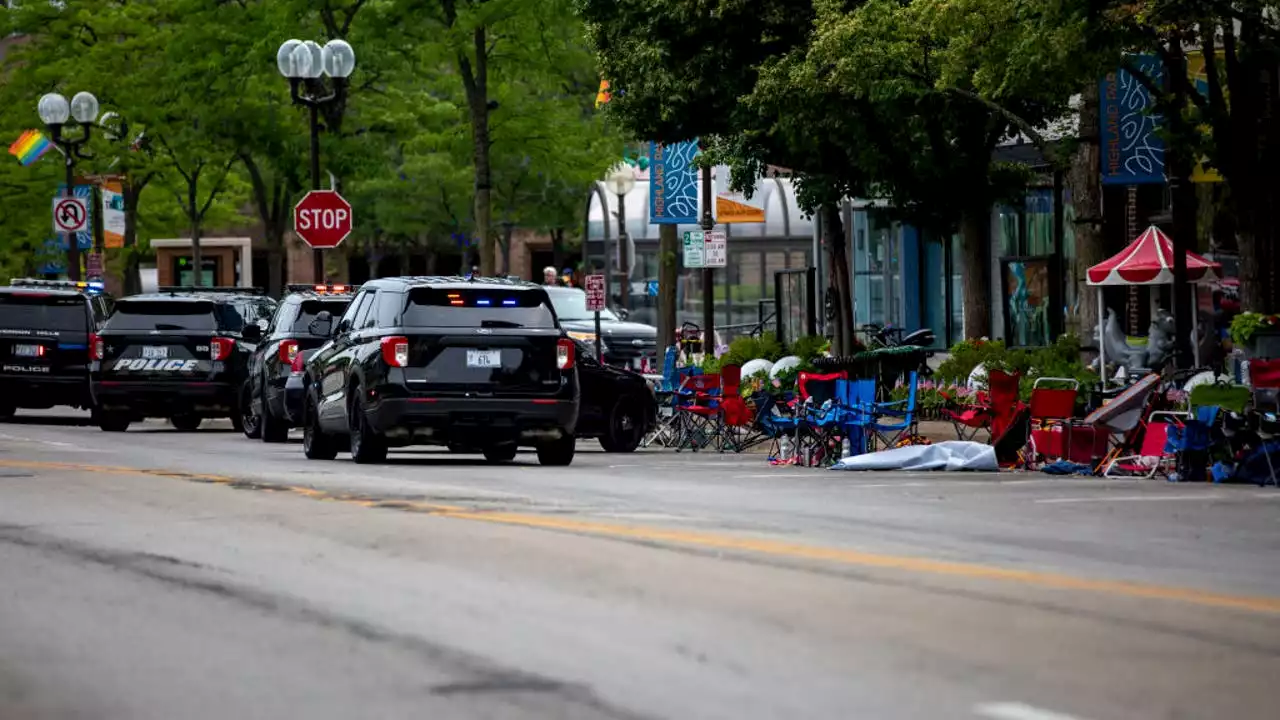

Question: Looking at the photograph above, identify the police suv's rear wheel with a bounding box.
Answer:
[349,389,387,464]
[240,383,261,439]
[483,443,518,463]
[302,396,338,460]
[535,435,575,466]
[98,412,130,432]
[0,403,14,421]
[171,414,202,432]
[260,401,289,443]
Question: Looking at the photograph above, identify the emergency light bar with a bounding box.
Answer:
[9,278,106,292]
[286,283,359,295]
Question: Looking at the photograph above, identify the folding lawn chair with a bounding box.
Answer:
[643,359,701,448]
[867,372,922,450]
[713,365,761,453]
[674,372,722,452]
[941,370,1021,442]
[755,392,800,462]
[835,378,877,458]
[1072,373,1161,473]
[1028,377,1080,463]
[795,371,848,466]
[1244,359,1280,486]
[1102,411,1185,479]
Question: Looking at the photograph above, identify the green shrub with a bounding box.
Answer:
[935,339,1007,383]
[1230,312,1280,345]
[788,334,830,362]
[719,331,784,367]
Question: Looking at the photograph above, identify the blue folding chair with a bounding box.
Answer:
[835,378,877,458]
[643,358,702,448]
[868,372,921,450]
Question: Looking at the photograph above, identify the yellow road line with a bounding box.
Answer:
[6,458,1280,615]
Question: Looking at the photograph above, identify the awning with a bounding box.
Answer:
[1086,225,1222,286]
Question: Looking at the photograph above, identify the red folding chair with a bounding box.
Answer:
[1028,377,1080,463]
[941,370,1021,441]
[675,372,722,452]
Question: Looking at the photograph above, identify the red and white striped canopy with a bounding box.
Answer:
[1086,225,1222,286]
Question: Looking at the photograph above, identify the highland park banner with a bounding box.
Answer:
[649,140,699,224]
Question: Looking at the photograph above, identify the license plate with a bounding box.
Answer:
[13,344,41,357]
[466,349,501,368]
[142,346,169,359]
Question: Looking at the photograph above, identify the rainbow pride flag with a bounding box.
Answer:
[9,129,52,166]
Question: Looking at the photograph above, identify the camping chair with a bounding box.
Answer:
[1246,360,1280,486]
[941,371,1021,442]
[795,371,848,466]
[831,378,877,459]
[755,392,800,462]
[1071,373,1161,473]
[643,362,701,448]
[993,402,1032,467]
[867,372,921,450]
[1028,377,1080,463]
[1102,411,1185,479]
[674,372,722,452]
[713,365,759,453]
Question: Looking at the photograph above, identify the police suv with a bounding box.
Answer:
[0,278,113,419]
[90,287,274,432]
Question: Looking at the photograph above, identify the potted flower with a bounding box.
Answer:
[1230,312,1280,358]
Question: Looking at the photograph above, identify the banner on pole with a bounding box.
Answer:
[101,180,126,247]
[1099,54,1165,185]
[649,140,699,224]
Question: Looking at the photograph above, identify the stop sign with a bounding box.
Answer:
[294,190,353,249]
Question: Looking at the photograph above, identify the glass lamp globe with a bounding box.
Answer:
[70,92,99,124]
[276,39,303,78]
[604,165,636,196]
[293,41,325,79]
[37,93,70,126]
[321,39,355,78]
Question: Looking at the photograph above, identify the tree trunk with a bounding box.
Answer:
[191,218,203,287]
[821,205,855,355]
[551,228,567,272]
[466,26,494,277]
[657,223,679,364]
[960,209,992,339]
[122,181,142,296]
[1069,84,1106,350]
[266,244,284,298]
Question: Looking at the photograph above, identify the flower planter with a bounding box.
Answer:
[1245,329,1280,359]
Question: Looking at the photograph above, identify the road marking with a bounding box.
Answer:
[974,701,1091,720]
[1035,494,1225,504]
[6,457,1280,616]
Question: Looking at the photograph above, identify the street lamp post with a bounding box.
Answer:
[603,166,636,311]
[39,91,98,282]
[697,148,715,352]
[276,38,355,283]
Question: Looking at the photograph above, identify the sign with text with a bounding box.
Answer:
[585,274,606,312]
[294,190,353,249]
[101,180,126,248]
[649,140,699,224]
[1099,54,1164,185]
[682,231,705,268]
[704,231,727,267]
[86,252,103,279]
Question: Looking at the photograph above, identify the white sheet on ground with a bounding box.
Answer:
[831,441,998,472]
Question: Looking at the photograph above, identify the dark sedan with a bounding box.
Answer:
[543,286,658,372]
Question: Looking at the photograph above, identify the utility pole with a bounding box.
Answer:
[698,149,715,353]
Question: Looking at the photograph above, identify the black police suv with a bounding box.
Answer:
[242,283,358,442]
[90,287,274,432]
[299,276,580,465]
[570,340,658,452]
[0,279,113,419]
[543,286,658,371]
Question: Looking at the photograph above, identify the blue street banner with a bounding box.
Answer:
[37,237,66,274]
[1099,54,1165,185]
[649,140,699,224]
[56,184,93,250]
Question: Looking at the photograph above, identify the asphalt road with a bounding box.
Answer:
[1,410,1278,720]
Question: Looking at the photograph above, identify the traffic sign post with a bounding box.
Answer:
[53,197,89,234]
[294,190,353,283]
[704,230,727,268]
[682,231,705,268]
[585,274,606,361]
[85,252,103,280]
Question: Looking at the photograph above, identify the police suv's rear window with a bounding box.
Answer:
[401,288,556,328]
[107,301,217,332]
[293,299,351,333]
[0,294,87,332]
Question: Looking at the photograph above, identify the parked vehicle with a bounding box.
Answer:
[543,285,658,371]
[299,276,580,465]
[0,278,113,419]
[242,284,358,442]
[90,287,274,432]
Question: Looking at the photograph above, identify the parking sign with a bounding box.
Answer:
[585,274,606,312]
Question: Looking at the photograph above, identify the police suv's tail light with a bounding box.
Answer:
[556,338,575,370]
[290,350,306,374]
[278,340,299,364]
[381,336,409,368]
[210,337,235,362]
[89,333,104,361]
